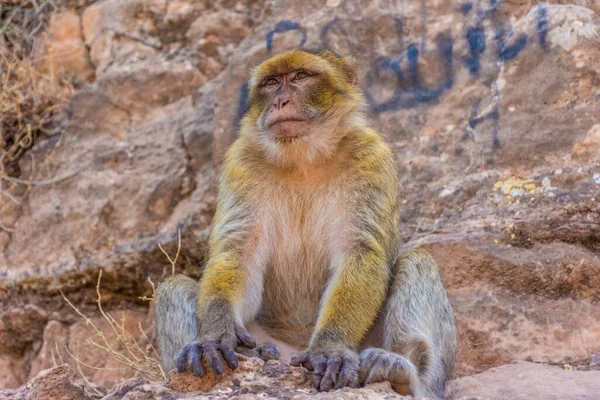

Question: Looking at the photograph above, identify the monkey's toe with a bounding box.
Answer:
[319,354,342,391]
[359,348,418,389]
[258,343,280,361]
[334,354,359,389]
[235,346,261,358]
[176,341,205,375]
[236,342,280,361]
[298,348,359,391]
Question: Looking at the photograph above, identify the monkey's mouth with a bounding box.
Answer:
[268,118,308,142]
[267,118,306,128]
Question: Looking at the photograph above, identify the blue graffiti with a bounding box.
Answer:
[364,57,405,113]
[495,26,527,61]
[365,36,453,111]
[266,20,307,54]
[235,0,553,150]
[464,26,486,75]
[537,3,549,50]
[460,2,474,15]
[365,34,453,112]
[465,0,528,64]
[393,17,405,48]
[407,35,454,103]
[320,18,356,54]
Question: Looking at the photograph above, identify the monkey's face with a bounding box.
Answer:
[243,50,365,165]
[256,69,320,142]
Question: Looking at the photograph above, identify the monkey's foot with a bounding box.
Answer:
[236,342,280,361]
[291,347,360,391]
[176,339,240,376]
[359,348,425,396]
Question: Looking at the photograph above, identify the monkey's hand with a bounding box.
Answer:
[176,325,256,376]
[291,345,360,391]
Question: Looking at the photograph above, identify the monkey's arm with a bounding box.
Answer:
[177,156,258,375]
[293,134,399,389]
[316,136,398,349]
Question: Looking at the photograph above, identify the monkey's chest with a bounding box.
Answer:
[256,193,345,338]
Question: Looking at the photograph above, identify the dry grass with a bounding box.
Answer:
[0,1,57,57]
[60,232,184,385]
[0,47,72,168]
[0,0,75,231]
[61,270,167,383]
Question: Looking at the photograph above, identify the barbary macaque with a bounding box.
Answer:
[156,49,457,399]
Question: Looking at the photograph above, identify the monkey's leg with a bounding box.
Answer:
[155,274,200,372]
[243,323,301,363]
[359,248,457,400]
[155,275,288,371]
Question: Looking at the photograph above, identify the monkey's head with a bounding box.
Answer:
[241,49,366,166]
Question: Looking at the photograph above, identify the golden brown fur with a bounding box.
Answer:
[155,49,456,399]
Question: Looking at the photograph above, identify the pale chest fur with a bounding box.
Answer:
[252,181,349,346]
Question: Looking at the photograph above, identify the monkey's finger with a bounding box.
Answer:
[358,349,379,377]
[334,365,349,389]
[259,343,280,361]
[235,325,256,349]
[312,355,327,391]
[290,352,309,368]
[202,343,224,374]
[176,348,187,373]
[319,355,341,391]
[334,369,349,389]
[219,343,239,370]
[188,348,205,376]
[337,356,360,389]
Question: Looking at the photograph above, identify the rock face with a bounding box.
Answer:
[447,361,600,400]
[0,0,599,396]
[0,364,102,400]
[2,359,600,399]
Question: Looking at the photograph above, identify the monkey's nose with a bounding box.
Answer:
[274,98,290,110]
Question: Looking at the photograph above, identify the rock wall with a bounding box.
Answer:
[0,0,599,395]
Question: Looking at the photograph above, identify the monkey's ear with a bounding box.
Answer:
[340,56,360,86]
[317,50,360,86]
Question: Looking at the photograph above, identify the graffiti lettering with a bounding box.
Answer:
[266,20,307,54]
[234,0,554,152]
[320,17,356,54]
[365,34,454,112]
[537,3,549,50]
[465,26,486,75]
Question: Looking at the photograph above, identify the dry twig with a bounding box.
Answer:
[158,228,182,276]
[61,270,167,382]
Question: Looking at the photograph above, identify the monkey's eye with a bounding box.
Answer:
[263,77,279,87]
[293,71,309,81]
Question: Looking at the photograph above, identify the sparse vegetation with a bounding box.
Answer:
[61,270,167,383]
[0,0,75,231]
[59,230,183,386]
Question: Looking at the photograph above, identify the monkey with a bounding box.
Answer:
[155,49,457,399]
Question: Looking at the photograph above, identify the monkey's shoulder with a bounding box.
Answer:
[344,127,395,173]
